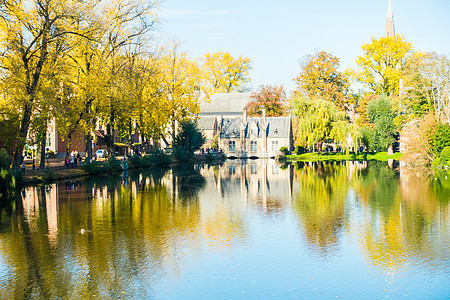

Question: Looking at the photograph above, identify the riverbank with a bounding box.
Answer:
[19,153,226,187]
[285,151,403,162]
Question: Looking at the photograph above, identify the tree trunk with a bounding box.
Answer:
[128,120,132,157]
[14,103,33,168]
[66,137,72,159]
[109,108,115,155]
[39,134,46,169]
[85,135,92,161]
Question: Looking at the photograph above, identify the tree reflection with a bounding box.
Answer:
[292,162,350,256]
[0,162,448,297]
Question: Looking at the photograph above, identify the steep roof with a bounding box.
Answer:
[197,116,216,130]
[220,116,291,139]
[199,93,253,116]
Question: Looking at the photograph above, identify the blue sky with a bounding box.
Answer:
[157,0,450,93]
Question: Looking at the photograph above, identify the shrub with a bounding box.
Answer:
[441,146,450,161]
[42,168,57,183]
[129,154,142,168]
[0,149,11,171]
[431,146,450,168]
[279,146,289,155]
[294,145,305,155]
[82,161,109,174]
[46,149,56,158]
[149,149,171,165]
[431,123,450,154]
[108,156,123,172]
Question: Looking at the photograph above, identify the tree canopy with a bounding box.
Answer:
[201,51,251,95]
[246,85,286,117]
[356,35,413,97]
[294,51,352,109]
[367,96,396,152]
[290,96,349,151]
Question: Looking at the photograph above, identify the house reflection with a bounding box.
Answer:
[22,184,59,248]
[201,160,294,213]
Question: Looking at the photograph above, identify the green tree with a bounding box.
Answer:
[290,96,348,151]
[430,123,450,154]
[367,96,396,152]
[246,85,286,117]
[173,120,205,161]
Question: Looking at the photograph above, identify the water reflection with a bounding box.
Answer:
[0,160,448,298]
[204,160,293,214]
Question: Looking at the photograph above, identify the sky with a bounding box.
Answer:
[157,0,450,93]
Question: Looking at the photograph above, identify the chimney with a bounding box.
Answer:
[243,108,247,123]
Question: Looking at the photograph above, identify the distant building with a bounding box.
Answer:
[197,93,292,157]
[219,109,292,158]
[198,92,253,148]
[385,0,395,37]
[199,92,253,117]
[197,116,218,148]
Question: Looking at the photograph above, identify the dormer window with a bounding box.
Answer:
[251,129,257,136]
[274,129,278,136]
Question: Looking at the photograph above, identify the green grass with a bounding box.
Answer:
[286,151,403,162]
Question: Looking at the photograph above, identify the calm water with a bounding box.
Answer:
[0,160,449,299]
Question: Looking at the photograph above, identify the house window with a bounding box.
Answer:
[272,141,278,151]
[229,164,236,174]
[251,164,257,174]
[272,164,279,175]
[46,133,51,147]
[251,129,257,136]
[251,141,257,152]
[229,141,236,152]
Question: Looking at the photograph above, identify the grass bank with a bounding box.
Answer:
[286,151,403,162]
[20,153,226,187]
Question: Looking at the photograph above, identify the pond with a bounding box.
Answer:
[0,160,449,298]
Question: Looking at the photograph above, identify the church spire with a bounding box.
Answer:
[385,0,395,37]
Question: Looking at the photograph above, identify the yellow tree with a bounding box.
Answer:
[96,0,160,153]
[159,42,201,140]
[50,29,109,160]
[356,35,413,97]
[201,51,251,95]
[294,51,352,110]
[0,0,97,167]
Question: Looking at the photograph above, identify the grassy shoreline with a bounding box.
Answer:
[19,154,226,187]
[7,152,401,190]
[286,151,403,162]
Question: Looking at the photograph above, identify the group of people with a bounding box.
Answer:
[200,148,223,154]
[65,151,82,168]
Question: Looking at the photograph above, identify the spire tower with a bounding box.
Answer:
[385,0,395,37]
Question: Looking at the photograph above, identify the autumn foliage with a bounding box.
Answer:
[294,51,351,109]
[246,85,286,117]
